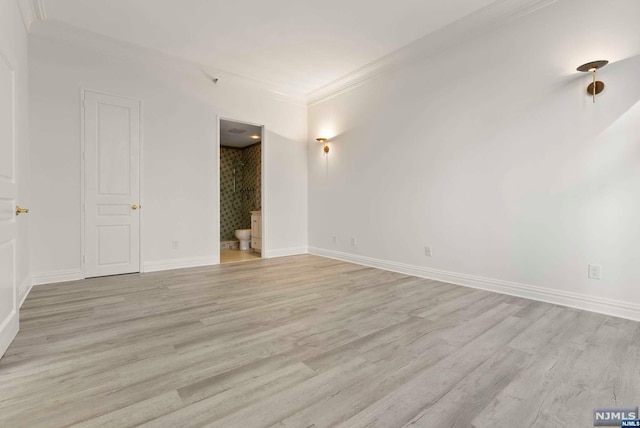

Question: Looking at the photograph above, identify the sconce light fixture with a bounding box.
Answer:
[316,137,329,153]
[577,60,608,103]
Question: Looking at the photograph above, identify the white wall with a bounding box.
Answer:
[1,0,31,304]
[29,23,307,280]
[308,0,640,319]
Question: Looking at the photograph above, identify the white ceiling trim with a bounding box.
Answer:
[30,20,308,107]
[16,0,46,32]
[306,0,558,106]
[31,0,556,106]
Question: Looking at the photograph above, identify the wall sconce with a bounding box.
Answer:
[577,60,608,103]
[316,137,329,153]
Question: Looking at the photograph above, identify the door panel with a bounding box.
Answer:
[0,54,14,183]
[98,225,131,265]
[0,240,15,321]
[0,51,18,358]
[97,103,131,195]
[84,91,140,278]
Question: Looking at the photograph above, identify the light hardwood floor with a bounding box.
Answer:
[1,255,639,427]
[220,249,261,264]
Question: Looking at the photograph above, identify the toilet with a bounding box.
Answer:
[234,229,252,251]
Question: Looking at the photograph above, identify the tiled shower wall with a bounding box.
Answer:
[242,143,262,225]
[220,143,261,241]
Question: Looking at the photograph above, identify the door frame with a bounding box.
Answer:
[80,88,144,278]
[216,115,266,261]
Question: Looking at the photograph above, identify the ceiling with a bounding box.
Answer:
[41,0,499,97]
[220,120,262,148]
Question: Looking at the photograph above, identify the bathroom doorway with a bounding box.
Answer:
[219,118,263,264]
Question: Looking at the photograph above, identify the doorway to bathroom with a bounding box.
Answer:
[219,118,263,264]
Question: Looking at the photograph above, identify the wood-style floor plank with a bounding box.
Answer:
[1,254,638,427]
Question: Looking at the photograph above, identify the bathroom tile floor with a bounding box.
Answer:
[220,248,261,264]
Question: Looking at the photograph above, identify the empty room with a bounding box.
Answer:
[1,0,639,427]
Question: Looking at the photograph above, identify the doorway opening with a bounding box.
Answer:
[219,118,263,264]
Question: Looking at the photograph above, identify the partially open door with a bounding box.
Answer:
[0,51,18,358]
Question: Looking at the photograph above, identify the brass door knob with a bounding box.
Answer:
[131,204,138,210]
[16,206,29,215]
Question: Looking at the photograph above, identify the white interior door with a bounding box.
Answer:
[84,91,140,278]
[0,51,18,357]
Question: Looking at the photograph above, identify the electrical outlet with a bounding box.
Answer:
[332,235,337,245]
[424,246,432,257]
[350,237,357,246]
[588,264,602,280]
[172,240,179,250]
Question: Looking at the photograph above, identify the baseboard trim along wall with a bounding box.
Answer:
[308,247,640,322]
[141,256,218,273]
[32,269,84,286]
[29,248,308,286]
[18,276,33,308]
[265,246,308,259]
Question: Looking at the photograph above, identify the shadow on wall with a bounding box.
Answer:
[307,44,640,299]
[220,143,261,241]
[465,54,640,285]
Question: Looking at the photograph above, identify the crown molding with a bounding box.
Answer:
[16,0,46,32]
[25,0,556,106]
[29,20,308,107]
[306,0,558,106]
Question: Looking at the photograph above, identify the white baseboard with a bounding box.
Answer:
[142,256,218,273]
[32,269,84,286]
[265,246,308,259]
[308,247,640,322]
[18,276,33,307]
